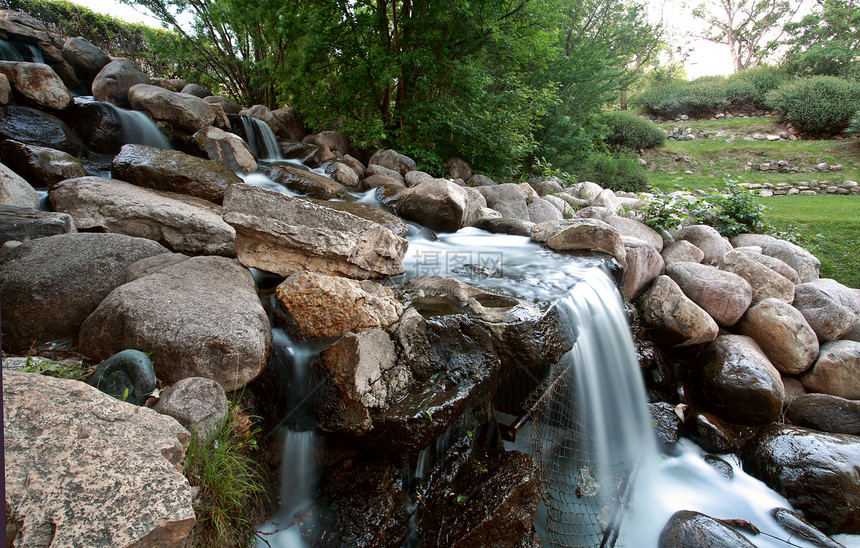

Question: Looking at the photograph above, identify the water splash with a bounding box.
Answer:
[241,116,283,161]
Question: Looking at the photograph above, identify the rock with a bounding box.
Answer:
[763,240,820,283]
[365,163,404,183]
[623,237,664,300]
[395,178,470,232]
[445,157,472,180]
[369,148,417,176]
[730,233,776,249]
[719,250,795,303]
[691,334,785,425]
[3,370,195,548]
[153,377,228,440]
[275,271,401,342]
[0,60,71,110]
[738,298,819,375]
[527,197,563,223]
[404,170,432,187]
[686,409,759,454]
[742,425,860,534]
[59,98,126,154]
[640,275,719,347]
[0,233,167,352]
[573,181,602,201]
[112,144,243,204]
[191,125,256,173]
[467,174,497,187]
[0,139,86,188]
[314,199,408,238]
[222,183,407,278]
[649,402,682,445]
[770,508,846,548]
[271,107,306,141]
[533,179,564,196]
[92,58,150,108]
[659,510,756,548]
[247,104,290,140]
[62,37,110,82]
[0,161,38,208]
[0,105,84,156]
[128,83,215,134]
[802,340,860,399]
[473,217,533,237]
[203,95,242,115]
[86,349,156,405]
[704,455,734,479]
[794,279,860,342]
[462,186,490,226]
[783,377,808,409]
[49,176,236,256]
[0,11,64,62]
[517,182,540,203]
[179,83,211,98]
[734,248,802,284]
[786,393,860,435]
[0,204,75,246]
[544,218,627,268]
[603,215,664,252]
[662,240,704,266]
[323,161,361,188]
[312,130,351,156]
[362,173,404,190]
[592,188,621,211]
[478,183,530,221]
[673,225,732,265]
[269,164,352,200]
[79,256,271,391]
[542,194,576,217]
[666,262,752,326]
[0,72,9,105]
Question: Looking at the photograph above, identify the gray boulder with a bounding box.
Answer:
[467,173,497,187]
[0,139,86,188]
[204,95,242,115]
[180,83,212,98]
[272,107,306,141]
[478,183,529,221]
[734,248,802,284]
[763,239,821,283]
[369,149,417,176]
[62,37,110,81]
[193,126,257,174]
[394,178,470,232]
[153,377,228,440]
[365,163,404,183]
[323,161,361,188]
[0,60,71,110]
[802,340,860,399]
[0,204,75,247]
[793,279,860,342]
[662,240,704,266]
[527,197,563,223]
[86,349,156,406]
[666,262,752,327]
[0,162,38,208]
[544,218,627,268]
[639,275,719,347]
[719,250,795,303]
[128,83,216,134]
[79,256,271,391]
[738,298,819,375]
[92,58,150,108]
[573,181,602,201]
[730,233,776,249]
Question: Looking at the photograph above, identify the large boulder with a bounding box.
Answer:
[153,377,228,440]
[526,197,562,223]
[573,181,603,201]
[793,279,860,342]
[622,237,664,300]
[543,218,627,268]
[62,36,110,82]
[394,178,470,232]
[639,275,719,347]
[691,334,785,425]
[733,248,802,284]
[269,164,352,200]
[719,250,795,303]
[666,262,752,327]
[731,233,776,249]
[79,256,271,391]
[272,107,306,141]
[49,176,236,256]
[193,126,256,173]
[0,233,167,352]
[0,105,84,155]
[659,510,756,548]
[92,58,150,108]
[802,340,860,399]
[222,183,407,278]
[0,60,71,110]
[274,271,403,340]
[786,393,860,435]
[128,83,215,134]
[204,95,242,115]
[369,149,417,176]
[0,204,75,246]
[742,425,860,534]
[762,239,821,283]
[661,240,705,266]
[672,225,732,265]
[112,144,243,204]
[3,370,195,548]
[0,162,38,208]
[310,130,350,156]
[0,11,64,62]
[738,298,819,375]
[59,99,125,154]
[247,104,290,140]
[180,83,212,98]
[0,139,86,188]
[478,183,530,221]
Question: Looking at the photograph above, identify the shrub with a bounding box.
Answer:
[766,76,860,135]
[636,77,730,118]
[727,66,791,108]
[577,152,649,193]
[694,180,769,237]
[848,110,860,135]
[601,111,666,152]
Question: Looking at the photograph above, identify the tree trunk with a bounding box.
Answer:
[620,89,628,110]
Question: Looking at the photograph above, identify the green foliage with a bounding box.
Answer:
[20,356,89,381]
[601,110,666,152]
[849,110,860,135]
[639,191,694,232]
[636,77,730,118]
[696,180,769,237]
[780,0,860,80]
[727,65,791,107]
[766,76,860,134]
[577,152,649,193]
[184,402,266,547]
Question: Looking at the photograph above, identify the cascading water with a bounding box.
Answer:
[108,104,173,150]
[0,38,23,61]
[241,116,284,161]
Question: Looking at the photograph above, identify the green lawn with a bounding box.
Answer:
[655,116,781,134]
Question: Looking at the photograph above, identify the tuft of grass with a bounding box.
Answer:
[20,357,90,381]
[184,401,267,547]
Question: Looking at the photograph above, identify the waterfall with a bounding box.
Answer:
[106,104,173,150]
[25,44,44,64]
[241,116,282,161]
[0,39,23,61]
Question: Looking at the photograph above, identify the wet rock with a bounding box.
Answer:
[394,178,470,232]
[323,160,361,188]
[733,248,802,285]
[719,250,795,303]
[180,83,211,98]
[0,233,167,352]
[473,217,533,237]
[128,83,215,134]
[527,197,563,223]
[738,298,819,375]
[362,172,404,190]
[0,60,71,110]
[92,58,150,108]
[269,164,352,200]
[222,183,407,278]
[770,508,847,548]
[247,104,290,140]
[783,377,807,409]
[659,510,756,547]
[672,225,732,265]
[62,36,110,82]
[0,105,84,155]
[666,262,752,327]
[59,99,125,154]
[662,240,704,265]
[192,125,256,173]
[640,275,719,347]
[271,107,306,141]
[763,240,820,283]
[86,349,156,405]
[49,176,236,256]
[686,409,760,454]
[793,279,860,342]
[802,340,860,399]
[544,218,626,268]
[153,377,228,440]
[478,183,530,221]
[741,425,860,534]
[0,139,85,188]
[786,393,860,435]
[79,256,271,391]
[691,334,785,425]
[0,11,64,62]
[0,161,38,208]
[623,237,664,300]
[0,204,74,246]
[649,401,682,445]
[274,271,402,340]
[112,144,243,204]
[703,455,734,480]
[369,148,417,176]
[3,370,195,548]
[203,95,242,115]
[468,173,497,187]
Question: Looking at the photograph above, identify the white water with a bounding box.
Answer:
[242,116,283,161]
[108,105,173,150]
[0,39,23,61]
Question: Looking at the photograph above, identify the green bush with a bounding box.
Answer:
[636,77,730,118]
[727,66,791,108]
[848,110,860,135]
[601,111,666,152]
[577,152,649,193]
[766,76,860,134]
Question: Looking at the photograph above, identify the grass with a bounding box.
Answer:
[655,115,781,134]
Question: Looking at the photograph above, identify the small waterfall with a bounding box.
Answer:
[106,104,173,150]
[241,116,282,161]
[25,44,44,64]
[0,39,23,61]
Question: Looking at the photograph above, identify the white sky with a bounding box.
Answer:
[70,0,811,80]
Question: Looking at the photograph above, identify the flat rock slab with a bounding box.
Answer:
[3,370,195,547]
[0,204,75,246]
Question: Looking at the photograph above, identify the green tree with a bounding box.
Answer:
[780,0,860,79]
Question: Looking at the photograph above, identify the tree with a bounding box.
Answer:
[780,0,860,79]
[692,0,806,72]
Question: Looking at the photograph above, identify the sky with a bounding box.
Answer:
[70,0,810,80]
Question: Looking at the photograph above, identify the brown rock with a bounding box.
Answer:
[738,298,819,375]
[640,275,719,347]
[802,340,860,399]
[0,60,71,110]
[719,250,795,303]
[666,262,752,326]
